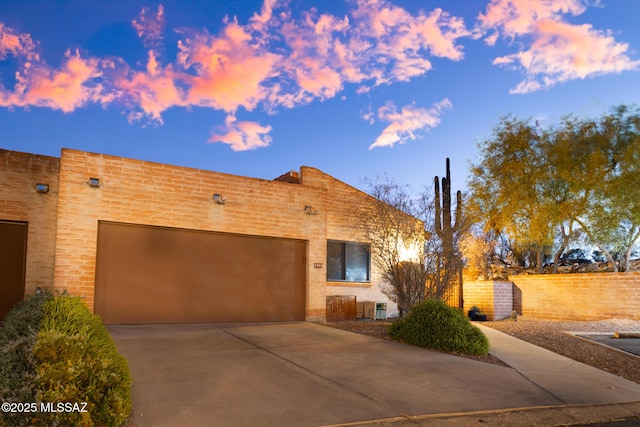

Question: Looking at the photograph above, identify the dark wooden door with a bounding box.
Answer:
[0,221,27,320]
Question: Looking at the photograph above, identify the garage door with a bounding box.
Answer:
[0,221,27,320]
[95,222,306,324]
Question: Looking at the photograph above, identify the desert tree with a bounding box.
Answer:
[554,105,640,271]
[358,176,429,317]
[468,117,560,273]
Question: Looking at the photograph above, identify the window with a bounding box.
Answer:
[327,241,370,282]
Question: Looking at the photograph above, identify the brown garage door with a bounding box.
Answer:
[95,222,306,324]
[0,221,27,320]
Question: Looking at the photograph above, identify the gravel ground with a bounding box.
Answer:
[325,317,640,382]
[485,317,640,384]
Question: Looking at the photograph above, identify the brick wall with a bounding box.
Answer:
[464,274,640,321]
[0,150,59,294]
[511,273,640,321]
[463,281,513,320]
[301,167,402,318]
[53,150,333,319]
[3,148,413,322]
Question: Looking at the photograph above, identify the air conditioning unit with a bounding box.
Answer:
[375,303,387,320]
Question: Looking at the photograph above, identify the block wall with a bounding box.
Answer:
[53,150,329,320]
[511,273,640,321]
[301,167,399,317]
[463,281,513,321]
[0,150,59,294]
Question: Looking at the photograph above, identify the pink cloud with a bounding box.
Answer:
[495,20,640,93]
[0,2,470,150]
[132,5,165,49]
[112,51,186,124]
[275,10,351,103]
[349,0,469,85]
[0,49,103,112]
[177,21,280,113]
[477,0,639,93]
[0,23,38,60]
[477,0,585,39]
[209,115,273,151]
[369,98,452,150]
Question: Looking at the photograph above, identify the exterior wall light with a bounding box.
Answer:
[88,177,101,188]
[213,193,227,205]
[304,205,318,215]
[34,183,49,193]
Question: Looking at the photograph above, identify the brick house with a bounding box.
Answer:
[1,148,409,323]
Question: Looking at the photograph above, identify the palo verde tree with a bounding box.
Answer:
[563,105,640,271]
[469,104,640,273]
[468,117,559,273]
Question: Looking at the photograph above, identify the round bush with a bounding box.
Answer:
[388,299,489,355]
[0,294,132,427]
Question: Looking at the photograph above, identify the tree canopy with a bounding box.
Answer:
[468,104,640,272]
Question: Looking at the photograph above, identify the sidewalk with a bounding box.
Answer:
[343,324,640,427]
[475,324,640,405]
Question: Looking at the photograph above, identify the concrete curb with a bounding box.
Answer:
[320,401,640,427]
[566,331,640,359]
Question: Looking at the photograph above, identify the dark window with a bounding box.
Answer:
[327,241,370,282]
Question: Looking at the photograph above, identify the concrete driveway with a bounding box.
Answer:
[107,322,573,427]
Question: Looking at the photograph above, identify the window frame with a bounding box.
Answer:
[326,240,371,283]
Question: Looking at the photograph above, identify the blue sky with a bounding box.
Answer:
[1,0,639,193]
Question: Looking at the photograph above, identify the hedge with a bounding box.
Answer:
[388,299,489,355]
[0,293,132,426]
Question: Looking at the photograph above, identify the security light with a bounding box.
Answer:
[88,177,101,188]
[304,205,318,215]
[213,193,226,205]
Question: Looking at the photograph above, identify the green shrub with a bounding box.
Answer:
[34,296,132,426]
[0,294,132,427]
[0,292,53,424]
[388,299,489,355]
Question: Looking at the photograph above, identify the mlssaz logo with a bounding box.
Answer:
[40,402,89,413]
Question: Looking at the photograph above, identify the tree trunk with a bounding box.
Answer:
[573,218,618,272]
[622,226,640,272]
[536,245,544,274]
[608,251,619,273]
[552,224,571,274]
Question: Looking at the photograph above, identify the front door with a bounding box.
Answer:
[0,221,28,320]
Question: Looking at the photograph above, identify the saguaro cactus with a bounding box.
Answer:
[434,158,463,303]
[434,158,462,242]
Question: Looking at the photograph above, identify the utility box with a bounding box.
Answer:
[375,303,387,320]
[362,301,376,320]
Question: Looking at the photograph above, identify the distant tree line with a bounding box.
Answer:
[468,104,640,273]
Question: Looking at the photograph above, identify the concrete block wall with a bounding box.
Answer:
[52,150,331,319]
[511,273,640,320]
[463,280,513,321]
[0,150,60,294]
[464,274,640,321]
[301,167,399,316]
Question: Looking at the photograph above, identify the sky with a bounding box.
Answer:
[1,0,639,194]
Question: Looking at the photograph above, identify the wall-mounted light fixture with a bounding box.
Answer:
[34,183,49,193]
[304,205,318,215]
[213,193,227,205]
[88,177,101,188]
